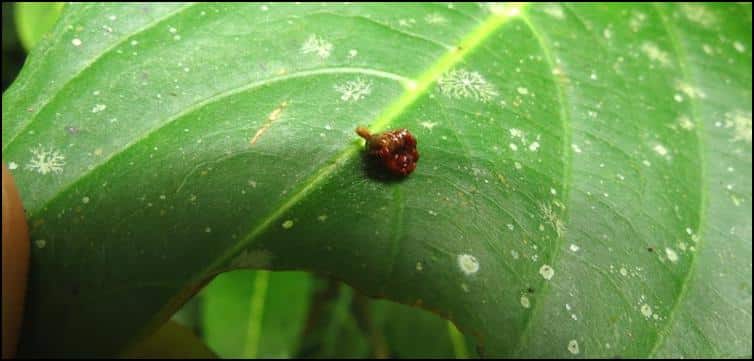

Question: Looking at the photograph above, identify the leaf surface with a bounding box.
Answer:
[2,3,751,357]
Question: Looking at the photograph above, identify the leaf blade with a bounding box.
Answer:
[2,3,750,358]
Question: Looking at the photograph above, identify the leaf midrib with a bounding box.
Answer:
[193,5,525,283]
[14,2,528,354]
[21,66,410,217]
[136,4,525,353]
[244,271,270,358]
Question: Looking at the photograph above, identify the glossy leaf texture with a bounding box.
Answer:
[1,3,751,357]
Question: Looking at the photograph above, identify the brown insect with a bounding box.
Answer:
[356,126,419,177]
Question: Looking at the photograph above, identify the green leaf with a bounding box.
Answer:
[2,3,751,357]
[370,298,480,358]
[120,320,217,358]
[3,3,25,90]
[294,278,480,358]
[14,2,64,52]
[200,270,312,358]
[296,280,371,358]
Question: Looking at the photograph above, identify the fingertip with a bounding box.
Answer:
[2,163,30,358]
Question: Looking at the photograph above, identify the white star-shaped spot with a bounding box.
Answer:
[421,121,438,130]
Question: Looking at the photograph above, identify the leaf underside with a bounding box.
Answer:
[2,2,751,357]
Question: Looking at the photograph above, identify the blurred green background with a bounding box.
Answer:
[2,3,477,357]
[2,2,26,91]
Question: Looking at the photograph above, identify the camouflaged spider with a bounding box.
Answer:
[356,127,419,177]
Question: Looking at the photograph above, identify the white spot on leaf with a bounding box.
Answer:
[726,111,752,143]
[458,254,480,275]
[641,42,670,67]
[437,69,498,102]
[25,145,65,175]
[653,144,668,156]
[301,34,333,59]
[641,303,653,318]
[678,115,695,130]
[733,41,746,53]
[421,121,438,130]
[677,81,706,99]
[629,11,647,32]
[539,264,554,280]
[681,4,717,28]
[665,247,679,263]
[539,202,566,238]
[568,340,579,354]
[92,104,107,113]
[424,13,447,24]
[544,5,564,19]
[398,18,416,28]
[486,2,522,16]
[334,78,372,102]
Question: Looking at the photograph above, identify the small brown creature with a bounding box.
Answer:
[356,126,419,176]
